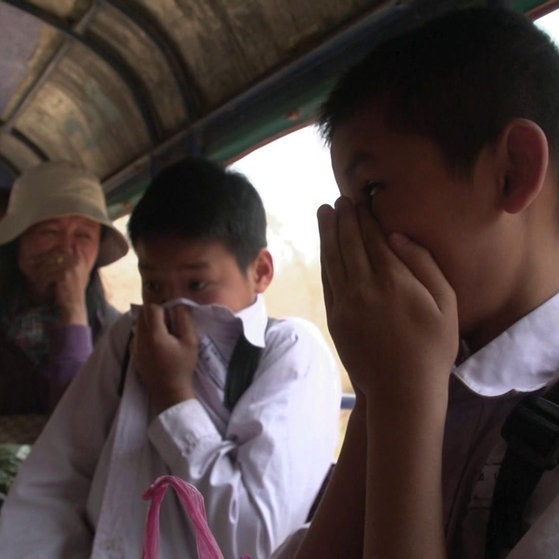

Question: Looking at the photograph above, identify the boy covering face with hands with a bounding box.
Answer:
[0,157,341,559]
[273,6,559,559]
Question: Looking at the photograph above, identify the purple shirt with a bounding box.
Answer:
[47,324,93,407]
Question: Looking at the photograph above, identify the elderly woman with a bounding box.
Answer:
[0,161,128,417]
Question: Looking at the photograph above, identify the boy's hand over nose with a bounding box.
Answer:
[133,303,199,413]
[318,196,459,414]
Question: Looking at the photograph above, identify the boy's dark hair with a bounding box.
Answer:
[127,157,267,271]
[319,6,559,174]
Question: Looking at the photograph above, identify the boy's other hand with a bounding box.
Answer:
[133,303,199,413]
[318,196,459,415]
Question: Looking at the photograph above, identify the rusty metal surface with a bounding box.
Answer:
[0,0,552,210]
[143,0,371,110]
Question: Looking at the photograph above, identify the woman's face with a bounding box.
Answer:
[17,215,101,299]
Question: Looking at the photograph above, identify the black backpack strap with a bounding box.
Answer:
[224,321,272,411]
[223,318,273,411]
[485,381,559,559]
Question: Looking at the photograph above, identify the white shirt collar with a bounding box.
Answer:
[453,293,559,397]
[233,294,268,347]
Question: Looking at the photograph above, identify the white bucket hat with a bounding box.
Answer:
[0,161,129,266]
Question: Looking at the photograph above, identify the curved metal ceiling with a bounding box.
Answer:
[0,0,555,216]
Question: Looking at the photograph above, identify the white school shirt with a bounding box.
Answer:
[0,295,341,559]
[444,292,559,558]
[272,293,559,559]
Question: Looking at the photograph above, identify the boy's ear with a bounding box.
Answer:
[499,118,549,214]
[250,248,274,293]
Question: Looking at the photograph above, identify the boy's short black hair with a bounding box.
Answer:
[127,157,267,271]
[319,6,559,173]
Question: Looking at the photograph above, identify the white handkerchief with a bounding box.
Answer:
[130,298,242,340]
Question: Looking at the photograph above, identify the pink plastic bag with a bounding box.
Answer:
[142,475,251,559]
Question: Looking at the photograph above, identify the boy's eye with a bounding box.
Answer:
[142,280,160,293]
[189,280,207,292]
[365,181,383,198]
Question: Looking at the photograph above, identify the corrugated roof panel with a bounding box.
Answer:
[15,42,151,178]
[87,3,188,133]
[0,134,42,173]
[0,4,63,119]
[141,0,377,109]
[29,0,89,20]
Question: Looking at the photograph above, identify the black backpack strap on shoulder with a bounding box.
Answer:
[224,334,263,411]
[485,381,559,559]
[224,319,273,411]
